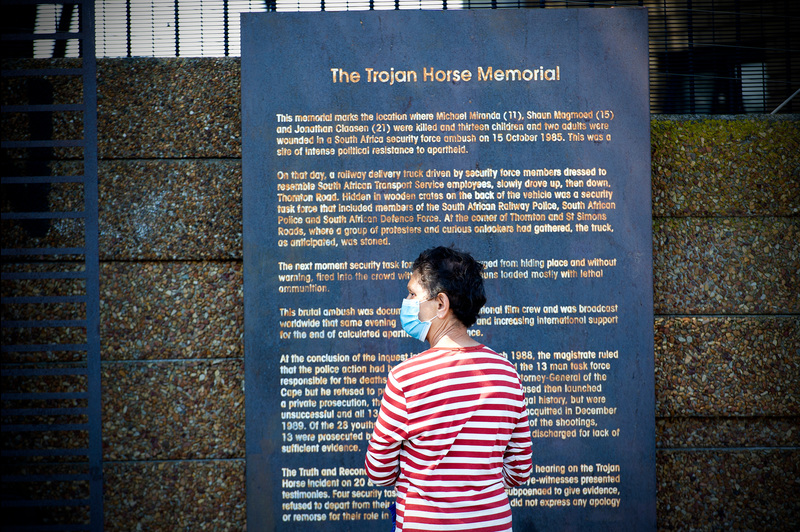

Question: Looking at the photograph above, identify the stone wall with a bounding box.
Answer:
[3,58,798,530]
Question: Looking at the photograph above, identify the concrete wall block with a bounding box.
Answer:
[100,261,243,361]
[103,460,245,531]
[101,360,244,461]
[651,117,800,217]
[657,416,799,448]
[656,449,800,531]
[654,316,799,416]
[654,217,799,315]
[97,58,241,159]
[99,160,242,260]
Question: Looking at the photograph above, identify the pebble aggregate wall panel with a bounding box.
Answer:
[102,460,245,530]
[657,416,799,448]
[653,218,798,315]
[100,262,243,360]
[656,450,799,531]
[96,59,240,159]
[101,360,244,461]
[99,161,242,260]
[654,316,799,417]
[651,118,799,217]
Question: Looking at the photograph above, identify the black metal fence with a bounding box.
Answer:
[103,0,800,114]
[2,0,102,530]
[3,1,799,113]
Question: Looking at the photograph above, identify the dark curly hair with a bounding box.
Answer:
[413,246,486,328]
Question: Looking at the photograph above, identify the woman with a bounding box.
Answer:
[365,246,533,531]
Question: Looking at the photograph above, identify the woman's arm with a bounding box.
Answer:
[502,396,533,487]
[365,374,408,486]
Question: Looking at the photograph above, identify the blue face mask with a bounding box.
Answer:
[400,298,437,342]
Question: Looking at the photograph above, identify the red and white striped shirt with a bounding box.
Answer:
[365,344,533,531]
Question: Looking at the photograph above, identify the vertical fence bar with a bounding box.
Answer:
[224,0,230,57]
[126,0,132,57]
[80,1,102,529]
[175,0,181,57]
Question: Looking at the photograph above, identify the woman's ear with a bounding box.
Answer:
[435,292,450,318]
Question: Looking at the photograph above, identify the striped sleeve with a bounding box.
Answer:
[502,402,533,487]
[365,370,408,486]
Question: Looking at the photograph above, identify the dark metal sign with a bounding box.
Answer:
[243,9,654,531]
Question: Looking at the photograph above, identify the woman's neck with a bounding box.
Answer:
[428,318,481,348]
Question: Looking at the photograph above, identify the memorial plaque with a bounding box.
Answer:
[243,9,654,531]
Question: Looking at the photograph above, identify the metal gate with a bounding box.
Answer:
[1,1,102,530]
